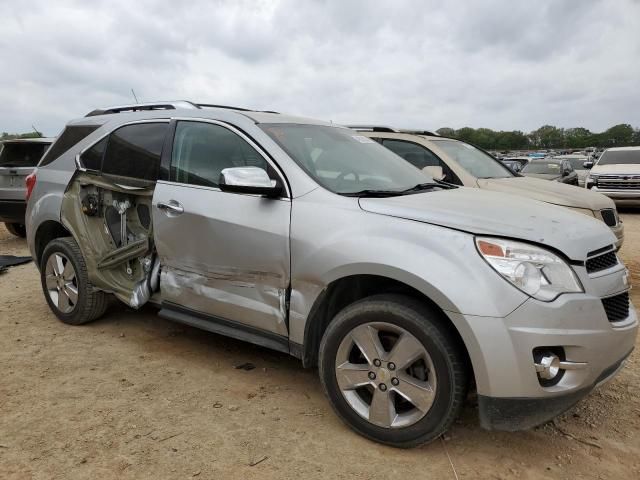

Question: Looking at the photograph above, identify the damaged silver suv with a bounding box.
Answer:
[27,101,637,447]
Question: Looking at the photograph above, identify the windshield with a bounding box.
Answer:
[434,139,513,179]
[597,150,640,166]
[563,157,588,170]
[260,124,431,194]
[522,161,562,174]
[0,142,49,168]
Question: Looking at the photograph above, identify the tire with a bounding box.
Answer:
[40,237,108,325]
[319,294,468,448]
[5,222,26,238]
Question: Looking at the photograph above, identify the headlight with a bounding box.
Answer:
[476,237,583,301]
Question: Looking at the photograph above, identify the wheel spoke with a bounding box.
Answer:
[387,332,425,370]
[54,254,65,276]
[62,260,75,281]
[393,373,435,412]
[58,288,71,312]
[65,283,78,305]
[45,274,58,291]
[336,362,372,390]
[350,324,384,365]
[368,389,395,427]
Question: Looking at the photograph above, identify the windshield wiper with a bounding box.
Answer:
[342,189,406,197]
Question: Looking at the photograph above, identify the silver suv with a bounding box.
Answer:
[0,137,53,236]
[27,102,637,447]
[586,146,640,206]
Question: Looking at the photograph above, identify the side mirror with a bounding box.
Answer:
[583,161,594,169]
[219,167,283,197]
[422,165,445,181]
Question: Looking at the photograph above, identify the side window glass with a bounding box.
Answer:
[80,137,107,171]
[102,123,168,181]
[382,139,441,169]
[170,121,269,187]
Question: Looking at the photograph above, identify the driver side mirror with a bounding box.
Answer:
[583,161,594,169]
[422,165,445,181]
[219,167,283,197]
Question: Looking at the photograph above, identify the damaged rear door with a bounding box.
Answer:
[153,120,291,337]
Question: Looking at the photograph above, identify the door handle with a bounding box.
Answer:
[157,201,184,215]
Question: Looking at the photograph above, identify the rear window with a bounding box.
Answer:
[0,142,50,168]
[39,125,100,166]
[102,123,168,181]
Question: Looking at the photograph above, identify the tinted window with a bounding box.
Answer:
[382,139,442,169]
[103,123,168,181]
[80,137,107,171]
[435,139,513,179]
[0,142,50,167]
[171,121,269,187]
[39,125,99,166]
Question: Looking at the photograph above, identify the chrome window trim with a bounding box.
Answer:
[168,117,291,199]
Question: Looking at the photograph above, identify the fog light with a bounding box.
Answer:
[535,354,561,380]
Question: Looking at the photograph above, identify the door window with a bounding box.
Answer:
[170,121,270,188]
[102,123,168,181]
[80,137,107,171]
[382,139,442,169]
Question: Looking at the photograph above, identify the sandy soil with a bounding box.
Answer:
[1,210,639,480]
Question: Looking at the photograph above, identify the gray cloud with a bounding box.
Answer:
[0,0,638,136]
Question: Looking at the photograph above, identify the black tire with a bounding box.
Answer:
[40,237,108,325]
[5,222,26,238]
[319,294,468,448]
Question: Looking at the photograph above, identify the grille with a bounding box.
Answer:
[586,250,618,273]
[600,209,617,227]
[597,175,640,190]
[602,292,630,323]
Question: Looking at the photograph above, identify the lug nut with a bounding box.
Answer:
[379,383,387,391]
[368,372,376,380]
[388,362,396,371]
[373,359,381,367]
[391,377,399,386]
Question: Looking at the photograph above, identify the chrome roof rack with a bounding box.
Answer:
[347,125,397,132]
[397,129,440,137]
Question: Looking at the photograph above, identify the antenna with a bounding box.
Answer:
[131,89,139,103]
[31,125,42,137]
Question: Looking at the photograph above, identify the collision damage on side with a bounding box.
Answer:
[25,103,637,447]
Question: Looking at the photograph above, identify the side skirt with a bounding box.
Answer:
[158,302,291,355]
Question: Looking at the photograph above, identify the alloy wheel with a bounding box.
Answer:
[45,253,78,314]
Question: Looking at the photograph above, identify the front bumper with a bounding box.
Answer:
[447,263,637,430]
[0,199,27,224]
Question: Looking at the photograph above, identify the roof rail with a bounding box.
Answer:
[347,125,397,133]
[397,129,440,137]
[85,100,200,117]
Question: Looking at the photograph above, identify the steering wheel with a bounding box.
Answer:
[335,170,361,191]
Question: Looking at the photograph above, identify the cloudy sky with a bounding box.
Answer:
[1,0,639,136]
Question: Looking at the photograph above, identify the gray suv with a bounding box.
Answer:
[26,102,637,447]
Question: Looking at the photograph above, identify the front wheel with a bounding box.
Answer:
[319,294,468,448]
[5,222,26,237]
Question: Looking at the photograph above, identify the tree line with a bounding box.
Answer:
[436,124,640,151]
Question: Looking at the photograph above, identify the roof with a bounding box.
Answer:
[605,146,640,152]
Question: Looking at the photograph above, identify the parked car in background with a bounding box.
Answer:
[521,158,579,186]
[26,101,636,447]
[352,127,624,248]
[502,156,530,170]
[586,146,640,206]
[501,159,523,173]
[0,137,53,236]
[553,155,590,187]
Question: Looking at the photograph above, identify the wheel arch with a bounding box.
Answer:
[34,220,71,269]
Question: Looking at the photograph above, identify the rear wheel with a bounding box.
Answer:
[5,222,26,237]
[40,237,108,325]
[319,294,468,448]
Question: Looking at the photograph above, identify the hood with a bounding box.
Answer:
[522,172,561,181]
[477,176,614,210]
[591,163,640,175]
[359,187,616,260]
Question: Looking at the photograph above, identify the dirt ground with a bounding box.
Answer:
[1,210,639,480]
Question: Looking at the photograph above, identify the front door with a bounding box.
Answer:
[152,120,291,337]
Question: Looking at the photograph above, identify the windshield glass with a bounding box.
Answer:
[522,161,562,174]
[555,157,587,170]
[0,142,49,167]
[434,139,513,179]
[597,150,640,166]
[260,124,430,194]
